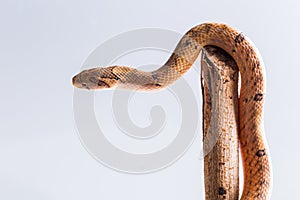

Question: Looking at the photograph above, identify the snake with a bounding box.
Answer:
[72,23,272,199]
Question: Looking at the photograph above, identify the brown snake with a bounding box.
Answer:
[72,23,272,199]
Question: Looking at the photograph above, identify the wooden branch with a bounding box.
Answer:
[201,46,239,200]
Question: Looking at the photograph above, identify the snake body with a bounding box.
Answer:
[72,23,272,199]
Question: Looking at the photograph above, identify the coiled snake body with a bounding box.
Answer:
[72,23,272,199]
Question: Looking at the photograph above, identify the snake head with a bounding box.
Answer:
[72,67,119,90]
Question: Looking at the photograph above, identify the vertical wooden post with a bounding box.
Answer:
[202,46,239,200]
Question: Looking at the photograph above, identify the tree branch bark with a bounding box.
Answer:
[202,46,239,200]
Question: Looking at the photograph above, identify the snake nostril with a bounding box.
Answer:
[82,83,87,88]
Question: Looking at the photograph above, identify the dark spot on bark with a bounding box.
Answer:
[254,93,264,101]
[234,32,245,44]
[218,187,226,195]
[194,45,198,50]
[256,149,266,157]
[232,49,236,53]
[254,82,257,86]
[244,98,249,103]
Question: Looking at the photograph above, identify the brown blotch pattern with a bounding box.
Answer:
[256,149,266,157]
[234,32,245,44]
[218,187,227,195]
[98,80,109,88]
[254,93,264,101]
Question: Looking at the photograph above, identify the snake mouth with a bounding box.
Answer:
[72,75,81,88]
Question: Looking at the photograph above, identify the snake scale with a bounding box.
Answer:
[72,23,272,199]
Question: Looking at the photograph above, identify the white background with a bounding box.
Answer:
[1,0,299,199]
